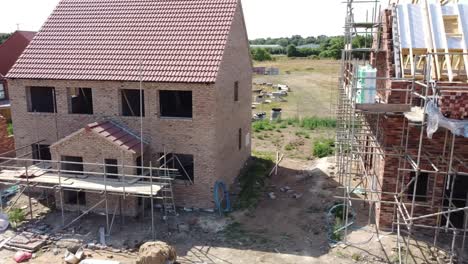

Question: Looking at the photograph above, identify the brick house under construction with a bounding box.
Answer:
[4,0,252,215]
[338,0,468,239]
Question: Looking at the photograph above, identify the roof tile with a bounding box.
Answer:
[7,0,238,83]
[88,120,145,154]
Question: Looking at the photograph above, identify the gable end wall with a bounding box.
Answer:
[214,0,252,191]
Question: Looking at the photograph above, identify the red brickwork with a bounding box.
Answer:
[365,112,468,229]
[372,9,394,101]
[364,8,468,230]
[439,90,468,119]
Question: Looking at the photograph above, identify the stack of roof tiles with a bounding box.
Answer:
[7,0,239,83]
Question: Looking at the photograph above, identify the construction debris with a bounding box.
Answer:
[135,241,177,264]
[98,227,106,247]
[252,112,267,121]
[13,251,32,263]
[80,260,121,264]
[7,231,46,252]
[1,185,19,203]
[64,247,84,264]
[56,238,82,252]
[291,193,303,199]
[0,213,9,231]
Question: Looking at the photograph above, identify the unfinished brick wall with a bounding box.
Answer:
[439,89,468,119]
[372,9,394,101]
[354,7,468,231]
[365,112,468,229]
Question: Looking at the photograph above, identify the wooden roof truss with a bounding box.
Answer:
[395,1,468,82]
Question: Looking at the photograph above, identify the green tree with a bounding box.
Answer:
[277,38,289,47]
[249,35,347,60]
[319,37,344,59]
[0,33,12,45]
[289,35,303,46]
[251,48,272,61]
[287,44,299,57]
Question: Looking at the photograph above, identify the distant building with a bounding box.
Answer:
[253,67,266,75]
[297,43,320,49]
[250,44,282,49]
[0,31,36,121]
[265,67,280,75]
[253,67,280,75]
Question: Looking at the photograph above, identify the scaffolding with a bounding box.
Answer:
[0,143,188,239]
[0,56,199,239]
[336,0,468,263]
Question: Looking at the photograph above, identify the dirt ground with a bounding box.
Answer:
[0,157,453,264]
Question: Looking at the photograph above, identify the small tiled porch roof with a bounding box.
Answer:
[52,120,146,154]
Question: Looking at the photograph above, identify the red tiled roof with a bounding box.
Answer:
[87,120,146,154]
[7,0,239,83]
[0,31,36,77]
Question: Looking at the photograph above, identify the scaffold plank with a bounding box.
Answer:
[355,103,411,112]
[0,169,162,195]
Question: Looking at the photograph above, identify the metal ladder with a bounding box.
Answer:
[160,177,177,220]
[392,5,403,78]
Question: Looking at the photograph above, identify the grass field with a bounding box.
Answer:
[251,56,339,159]
[253,56,340,118]
[252,117,336,160]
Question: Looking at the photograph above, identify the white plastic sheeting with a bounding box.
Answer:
[397,3,468,50]
[0,213,8,232]
[397,4,429,49]
[426,100,468,138]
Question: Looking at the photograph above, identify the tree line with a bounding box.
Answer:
[250,35,330,47]
[250,35,372,61]
[0,33,12,45]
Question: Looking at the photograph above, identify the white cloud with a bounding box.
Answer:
[242,0,346,38]
[0,0,59,32]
